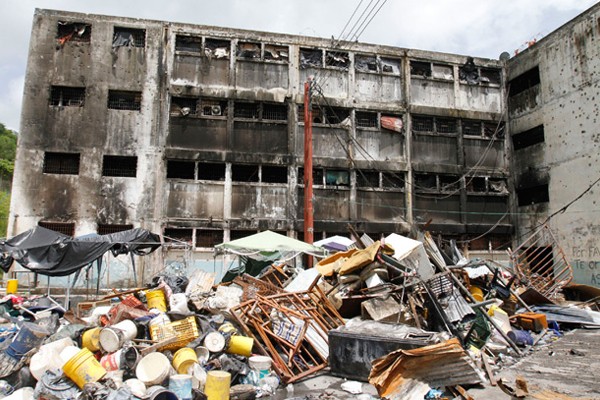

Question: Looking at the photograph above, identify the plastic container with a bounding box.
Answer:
[469,286,484,302]
[101,349,124,371]
[203,332,225,353]
[5,322,50,360]
[173,347,198,374]
[169,374,193,400]
[5,279,18,294]
[99,320,137,353]
[81,327,102,352]
[136,352,171,386]
[147,289,168,312]
[62,348,107,389]
[194,346,210,364]
[204,370,231,400]
[226,335,254,357]
[150,316,199,351]
[30,337,75,380]
[249,355,272,379]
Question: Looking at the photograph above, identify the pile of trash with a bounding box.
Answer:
[0,226,599,400]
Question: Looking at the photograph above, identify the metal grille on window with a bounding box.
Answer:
[38,221,75,237]
[175,35,201,52]
[170,97,197,117]
[234,102,259,119]
[98,224,133,235]
[462,120,482,136]
[436,118,457,134]
[50,86,85,107]
[102,155,137,177]
[108,91,142,111]
[196,230,224,248]
[356,111,378,128]
[43,152,80,175]
[262,104,287,121]
[412,116,434,132]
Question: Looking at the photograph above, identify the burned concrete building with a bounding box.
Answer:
[9,5,599,284]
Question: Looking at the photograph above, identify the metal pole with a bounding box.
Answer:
[303,79,314,265]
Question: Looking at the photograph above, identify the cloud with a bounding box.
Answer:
[0,75,25,132]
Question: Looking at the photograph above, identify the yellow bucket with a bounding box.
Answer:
[146,289,167,312]
[6,279,18,294]
[226,335,254,357]
[81,327,102,352]
[218,322,238,336]
[62,348,107,389]
[204,370,230,400]
[172,347,198,374]
[469,286,484,302]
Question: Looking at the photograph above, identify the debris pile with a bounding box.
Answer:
[0,225,598,399]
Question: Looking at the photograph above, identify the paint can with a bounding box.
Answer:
[136,352,171,386]
[248,355,272,379]
[62,347,107,389]
[99,320,138,353]
[169,374,193,400]
[226,335,254,357]
[173,347,198,374]
[5,322,50,360]
[146,289,168,312]
[81,327,102,352]
[203,332,226,353]
[6,279,18,294]
[204,370,231,400]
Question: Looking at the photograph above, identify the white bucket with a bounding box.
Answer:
[124,378,147,398]
[136,352,171,386]
[100,320,137,353]
[59,345,81,365]
[203,332,225,353]
[248,355,272,371]
[30,337,75,380]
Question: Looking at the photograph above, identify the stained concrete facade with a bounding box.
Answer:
[11,9,514,283]
[508,2,600,286]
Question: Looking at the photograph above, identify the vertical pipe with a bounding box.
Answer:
[303,80,314,261]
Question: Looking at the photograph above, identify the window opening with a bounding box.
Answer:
[439,175,459,191]
[234,102,259,119]
[462,120,482,136]
[232,164,259,182]
[237,42,261,59]
[108,90,142,111]
[517,184,549,206]
[38,221,75,237]
[98,224,133,235]
[196,229,224,247]
[513,125,544,150]
[200,99,227,117]
[50,86,85,107]
[164,228,193,244]
[467,177,487,192]
[489,179,508,194]
[325,169,349,186]
[484,121,504,138]
[175,35,202,52]
[300,48,322,68]
[356,111,378,128]
[508,66,540,97]
[264,44,289,61]
[167,160,195,180]
[325,51,349,69]
[102,155,137,178]
[205,38,230,58]
[412,115,434,132]
[415,173,437,190]
[459,57,479,85]
[357,170,380,188]
[197,162,225,181]
[381,58,401,74]
[355,55,378,72]
[298,167,324,185]
[436,118,457,134]
[262,103,287,121]
[324,107,350,125]
[112,27,145,48]
[262,165,287,183]
[57,22,91,45]
[410,61,431,77]
[480,68,501,85]
[432,64,453,80]
[382,172,404,189]
[43,152,80,175]
[230,230,254,241]
[170,97,197,117]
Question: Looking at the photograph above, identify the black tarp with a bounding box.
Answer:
[0,226,161,276]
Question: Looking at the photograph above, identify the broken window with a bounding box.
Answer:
[205,38,230,58]
[488,179,508,194]
[459,57,479,85]
[508,66,540,97]
[237,42,261,59]
[381,172,404,189]
[234,102,259,119]
[513,125,545,150]
[167,160,195,180]
[298,167,324,185]
[324,107,350,125]
[357,170,380,188]
[325,169,350,186]
[197,162,225,181]
[415,173,437,190]
[355,55,378,72]
[480,68,501,85]
[325,51,350,69]
[356,111,378,128]
[466,177,487,192]
[262,103,287,121]
[102,155,137,178]
[57,22,91,45]
[264,44,289,61]
[164,228,193,244]
[108,90,142,111]
[436,118,457,134]
[412,115,434,132]
[381,58,401,74]
[517,184,549,206]
[43,152,80,175]
[230,230,255,241]
[170,97,198,117]
[50,86,85,107]
[439,175,459,191]
[432,64,453,80]
[410,61,432,78]
[175,35,202,53]
[232,164,259,182]
[462,120,482,136]
[112,27,145,48]
[300,48,322,68]
[38,221,75,237]
[484,121,505,138]
[196,229,224,248]
[262,165,287,183]
[97,224,133,235]
[200,99,227,117]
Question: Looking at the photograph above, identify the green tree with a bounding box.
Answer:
[0,123,16,237]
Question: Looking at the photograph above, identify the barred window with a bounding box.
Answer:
[175,35,201,53]
[50,86,85,107]
[262,103,287,121]
[43,152,80,175]
[356,111,378,128]
[38,221,75,236]
[102,155,137,178]
[108,90,142,111]
[97,224,133,235]
[234,102,259,119]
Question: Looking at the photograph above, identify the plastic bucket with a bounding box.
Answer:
[62,348,107,389]
[147,289,168,312]
[136,352,171,386]
[173,347,198,374]
[100,320,137,353]
[508,329,534,346]
[203,332,226,353]
[469,286,484,302]
[226,335,253,357]
[248,355,272,378]
[81,327,102,352]
[5,322,50,360]
[30,337,74,380]
[6,279,18,294]
[169,374,193,400]
[204,370,231,400]
[100,349,123,371]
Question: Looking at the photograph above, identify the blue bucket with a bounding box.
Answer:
[5,322,50,360]
[507,329,534,346]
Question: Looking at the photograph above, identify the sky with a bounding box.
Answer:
[0,0,597,131]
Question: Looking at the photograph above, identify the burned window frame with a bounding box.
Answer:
[102,155,138,178]
[299,48,323,68]
[204,37,231,59]
[459,65,502,87]
[263,44,289,62]
[163,227,194,245]
[49,86,86,107]
[261,165,288,184]
[57,21,91,45]
[232,164,259,183]
[414,173,460,193]
[508,66,540,97]
[517,183,549,207]
[43,152,80,175]
[197,162,226,181]
[236,41,261,60]
[112,26,146,48]
[195,229,224,248]
[356,169,380,188]
[175,34,202,53]
[325,169,350,187]
[166,160,196,180]
[107,90,142,111]
[325,50,350,70]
